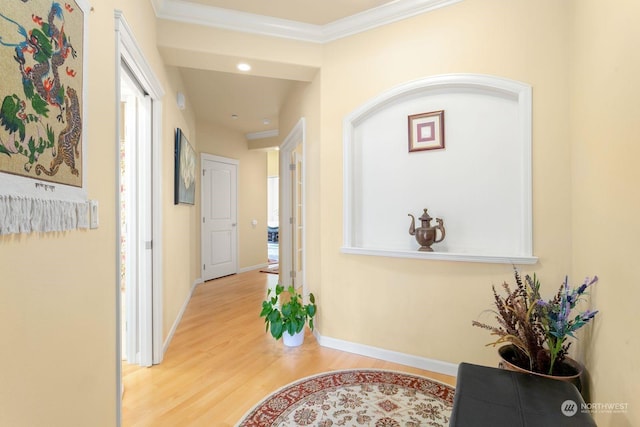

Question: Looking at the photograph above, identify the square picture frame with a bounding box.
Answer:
[175,128,196,205]
[408,110,445,152]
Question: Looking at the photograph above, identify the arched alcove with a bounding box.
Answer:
[342,74,537,264]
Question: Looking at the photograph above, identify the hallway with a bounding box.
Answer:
[122,270,454,426]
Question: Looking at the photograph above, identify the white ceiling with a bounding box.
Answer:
[156,0,461,137]
[180,67,306,137]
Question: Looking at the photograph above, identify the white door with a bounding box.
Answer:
[201,155,238,281]
[120,65,153,367]
[292,150,304,288]
[279,118,305,291]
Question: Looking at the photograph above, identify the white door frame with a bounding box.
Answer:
[115,11,165,424]
[279,118,306,294]
[200,153,239,280]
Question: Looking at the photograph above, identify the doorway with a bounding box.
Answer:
[115,14,165,422]
[119,65,153,367]
[267,150,279,265]
[279,118,306,295]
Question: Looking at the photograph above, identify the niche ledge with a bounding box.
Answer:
[341,246,538,265]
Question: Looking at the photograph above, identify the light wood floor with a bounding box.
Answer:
[122,270,455,426]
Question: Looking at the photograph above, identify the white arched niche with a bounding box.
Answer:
[342,74,537,264]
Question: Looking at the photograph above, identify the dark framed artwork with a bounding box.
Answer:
[408,110,445,152]
[175,128,196,205]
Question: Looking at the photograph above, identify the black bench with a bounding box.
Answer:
[450,362,596,426]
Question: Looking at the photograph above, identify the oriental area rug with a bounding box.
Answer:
[236,369,455,427]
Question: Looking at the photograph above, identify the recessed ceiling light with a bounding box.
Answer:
[263,119,271,125]
[237,62,251,72]
[231,114,238,119]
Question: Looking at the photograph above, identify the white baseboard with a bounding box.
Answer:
[163,278,203,355]
[239,263,269,273]
[314,331,459,378]
[160,279,458,379]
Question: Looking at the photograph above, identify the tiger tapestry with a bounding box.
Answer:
[0,0,85,187]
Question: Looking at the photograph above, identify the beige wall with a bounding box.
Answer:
[307,0,639,422]
[0,1,198,424]
[571,0,640,425]
[197,122,268,270]
[161,65,200,339]
[278,74,322,294]
[267,150,279,177]
[316,0,573,364]
[0,4,118,424]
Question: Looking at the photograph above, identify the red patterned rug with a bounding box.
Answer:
[236,369,455,427]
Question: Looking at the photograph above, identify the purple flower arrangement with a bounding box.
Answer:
[536,275,599,374]
[473,269,599,375]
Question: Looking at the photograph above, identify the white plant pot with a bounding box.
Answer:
[282,330,304,347]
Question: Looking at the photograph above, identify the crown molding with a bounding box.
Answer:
[323,0,463,42]
[152,0,321,42]
[246,129,279,140]
[152,0,464,43]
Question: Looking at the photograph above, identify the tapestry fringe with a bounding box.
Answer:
[0,195,89,235]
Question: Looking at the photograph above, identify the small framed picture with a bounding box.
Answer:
[175,128,196,205]
[408,110,445,152]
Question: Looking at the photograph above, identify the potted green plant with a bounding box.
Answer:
[260,284,317,347]
[472,269,598,385]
